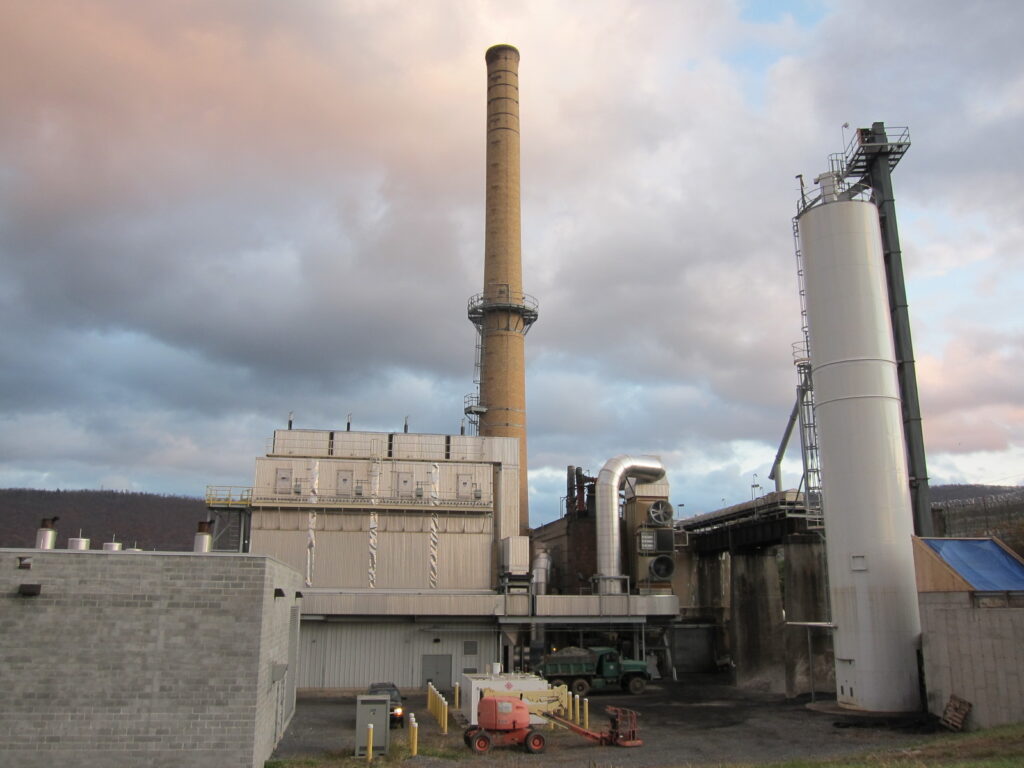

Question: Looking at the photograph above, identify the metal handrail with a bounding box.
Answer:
[205,486,253,506]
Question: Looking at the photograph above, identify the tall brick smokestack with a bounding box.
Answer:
[468,44,537,535]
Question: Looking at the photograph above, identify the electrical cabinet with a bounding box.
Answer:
[354,694,390,757]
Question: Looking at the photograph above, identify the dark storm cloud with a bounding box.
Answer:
[1,1,1021,507]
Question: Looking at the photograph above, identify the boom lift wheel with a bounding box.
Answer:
[524,728,546,754]
[470,731,492,754]
[463,726,480,747]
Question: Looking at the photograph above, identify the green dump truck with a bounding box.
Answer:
[536,646,649,697]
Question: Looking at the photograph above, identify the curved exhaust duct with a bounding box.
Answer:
[595,455,666,594]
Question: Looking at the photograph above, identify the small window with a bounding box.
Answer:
[464,640,478,655]
[462,667,478,674]
[497,701,513,713]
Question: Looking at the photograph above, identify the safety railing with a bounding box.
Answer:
[205,486,252,506]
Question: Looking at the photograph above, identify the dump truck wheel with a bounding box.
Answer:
[571,678,590,697]
[626,676,646,695]
[463,727,480,747]
[524,729,546,754]
[471,731,492,754]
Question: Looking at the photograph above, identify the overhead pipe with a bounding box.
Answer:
[768,392,803,492]
[595,455,666,595]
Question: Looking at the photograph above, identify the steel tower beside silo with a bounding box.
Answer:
[467,44,538,535]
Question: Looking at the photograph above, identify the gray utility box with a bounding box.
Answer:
[355,694,391,757]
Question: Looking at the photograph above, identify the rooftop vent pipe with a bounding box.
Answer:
[35,517,58,550]
[595,455,666,594]
[67,535,90,550]
[194,521,213,553]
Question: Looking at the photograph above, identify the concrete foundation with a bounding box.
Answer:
[730,550,785,692]
[782,534,835,698]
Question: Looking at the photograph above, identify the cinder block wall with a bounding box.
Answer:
[0,550,302,768]
[920,591,1024,729]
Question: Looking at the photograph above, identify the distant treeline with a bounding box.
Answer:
[0,488,208,551]
[931,485,1024,557]
[929,484,1021,504]
[2,484,1020,555]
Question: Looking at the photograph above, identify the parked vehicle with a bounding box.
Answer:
[535,646,649,696]
[367,682,404,728]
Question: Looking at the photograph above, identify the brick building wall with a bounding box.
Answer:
[0,549,302,768]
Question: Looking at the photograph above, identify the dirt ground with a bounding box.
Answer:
[273,675,941,766]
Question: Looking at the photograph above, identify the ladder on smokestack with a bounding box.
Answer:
[793,217,824,529]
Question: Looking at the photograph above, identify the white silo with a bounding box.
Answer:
[797,178,921,712]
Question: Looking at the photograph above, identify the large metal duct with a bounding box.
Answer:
[798,181,921,712]
[531,547,551,595]
[595,455,666,594]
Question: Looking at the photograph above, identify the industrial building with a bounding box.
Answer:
[184,49,1024,732]
[208,428,680,688]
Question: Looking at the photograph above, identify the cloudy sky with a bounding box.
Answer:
[2,0,1022,525]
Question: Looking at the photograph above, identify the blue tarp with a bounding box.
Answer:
[924,538,1024,591]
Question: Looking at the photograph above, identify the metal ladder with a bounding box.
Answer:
[793,217,824,529]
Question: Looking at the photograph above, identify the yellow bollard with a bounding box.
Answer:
[441,699,448,734]
[410,717,419,756]
[574,694,580,724]
[366,723,374,763]
[454,682,461,710]
[584,698,589,730]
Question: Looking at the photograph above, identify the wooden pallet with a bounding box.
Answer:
[940,694,972,731]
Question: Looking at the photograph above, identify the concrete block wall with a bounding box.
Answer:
[920,591,1024,730]
[0,550,302,768]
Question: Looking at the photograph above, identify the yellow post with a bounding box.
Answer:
[454,682,461,710]
[441,699,449,734]
[410,718,419,756]
[584,698,589,730]
[366,723,374,763]
[574,694,580,724]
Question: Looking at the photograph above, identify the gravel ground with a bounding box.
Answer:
[273,675,939,766]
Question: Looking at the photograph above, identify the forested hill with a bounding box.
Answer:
[929,484,1021,504]
[0,488,208,550]
[1,484,1018,552]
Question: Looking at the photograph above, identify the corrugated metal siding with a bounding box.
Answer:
[253,512,494,590]
[498,467,519,540]
[272,429,331,456]
[298,621,499,688]
[449,436,485,461]
[253,457,494,506]
[392,434,446,460]
[301,593,504,616]
[331,432,384,458]
[438,534,492,589]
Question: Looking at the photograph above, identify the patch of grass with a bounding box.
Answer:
[265,730,471,767]
[737,722,1024,768]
